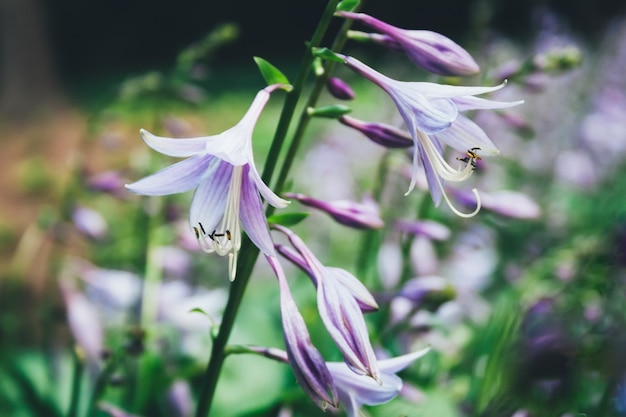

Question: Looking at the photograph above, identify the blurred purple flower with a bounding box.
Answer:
[266,255,337,410]
[455,189,541,219]
[166,379,193,417]
[327,347,430,417]
[342,55,522,216]
[126,85,290,281]
[327,76,356,100]
[284,192,384,230]
[339,115,412,148]
[86,171,126,197]
[72,205,108,240]
[274,225,380,381]
[81,267,142,310]
[59,277,103,362]
[395,219,451,240]
[340,12,479,76]
[153,245,192,278]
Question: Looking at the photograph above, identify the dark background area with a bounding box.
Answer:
[42,0,626,82]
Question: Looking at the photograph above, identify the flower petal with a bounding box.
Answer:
[189,160,233,232]
[247,162,290,208]
[432,114,499,155]
[395,90,457,134]
[453,96,525,111]
[140,129,211,157]
[326,267,379,312]
[378,347,431,374]
[240,164,275,256]
[408,81,507,98]
[125,153,213,196]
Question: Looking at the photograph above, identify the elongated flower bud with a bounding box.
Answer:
[326,76,356,100]
[339,116,412,149]
[284,192,384,230]
[340,12,479,76]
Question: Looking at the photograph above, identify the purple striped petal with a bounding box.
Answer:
[189,160,232,232]
[240,164,275,256]
[432,114,499,155]
[125,153,213,196]
[453,95,525,111]
[248,162,290,208]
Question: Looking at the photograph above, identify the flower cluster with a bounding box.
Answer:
[124,8,523,417]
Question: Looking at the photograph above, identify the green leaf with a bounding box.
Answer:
[312,47,344,63]
[253,57,290,86]
[267,212,310,227]
[189,307,209,316]
[336,0,360,12]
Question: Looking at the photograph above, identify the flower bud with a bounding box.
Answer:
[307,104,352,119]
[339,116,412,148]
[340,12,479,76]
[326,76,356,100]
[284,192,383,229]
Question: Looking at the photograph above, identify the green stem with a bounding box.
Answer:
[271,16,355,199]
[193,5,342,417]
[66,348,84,417]
[261,0,342,190]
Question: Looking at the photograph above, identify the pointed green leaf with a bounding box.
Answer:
[267,212,310,227]
[189,307,209,316]
[336,0,360,12]
[253,57,290,86]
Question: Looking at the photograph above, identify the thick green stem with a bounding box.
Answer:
[193,2,341,416]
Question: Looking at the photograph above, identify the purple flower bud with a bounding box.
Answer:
[72,205,108,240]
[284,192,384,230]
[340,12,479,76]
[86,171,126,197]
[266,255,337,409]
[326,76,356,100]
[398,275,455,304]
[339,116,412,148]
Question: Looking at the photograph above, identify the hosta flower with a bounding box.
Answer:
[126,85,290,281]
[266,255,337,409]
[342,55,522,217]
[340,11,479,76]
[273,225,380,382]
[327,347,430,417]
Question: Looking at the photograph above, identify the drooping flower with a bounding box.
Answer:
[126,85,290,281]
[265,255,337,409]
[327,347,430,417]
[341,55,523,217]
[284,192,384,230]
[340,11,479,76]
[273,225,380,382]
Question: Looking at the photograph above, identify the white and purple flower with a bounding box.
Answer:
[126,85,290,280]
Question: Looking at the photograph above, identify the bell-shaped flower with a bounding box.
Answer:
[273,225,380,382]
[340,12,479,76]
[265,255,337,410]
[284,192,384,230]
[327,347,430,417]
[126,85,290,281]
[342,55,522,217]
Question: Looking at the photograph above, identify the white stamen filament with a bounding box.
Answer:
[417,130,481,217]
[195,165,243,281]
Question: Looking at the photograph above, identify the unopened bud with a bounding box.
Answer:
[326,76,356,100]
[339,116,412,148]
